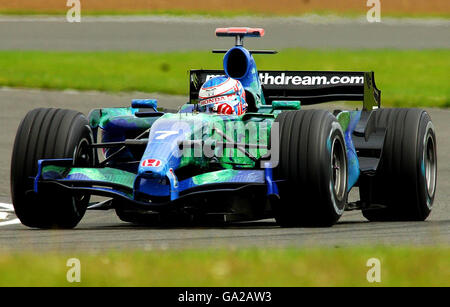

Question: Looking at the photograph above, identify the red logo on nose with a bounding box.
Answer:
[141,159,161,167]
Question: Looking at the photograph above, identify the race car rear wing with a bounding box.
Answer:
[189,70,381,110]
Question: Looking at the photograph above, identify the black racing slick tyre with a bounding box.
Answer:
[274,110,348,227]
[361,108,437,221]
[10,108,95,229]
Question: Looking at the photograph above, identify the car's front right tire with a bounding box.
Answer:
[11,108,94,229]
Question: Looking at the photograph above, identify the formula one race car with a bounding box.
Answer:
[11,27,437,229]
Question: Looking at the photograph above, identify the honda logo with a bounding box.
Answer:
[141,159,161,167]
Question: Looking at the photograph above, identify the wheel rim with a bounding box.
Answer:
[331,137,347,202]
[73,138,92,167]
[424,133,436,199]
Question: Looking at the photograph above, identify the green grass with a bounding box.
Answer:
[0,247,448,286]
[1,9,449,19]
[0,49,449,108]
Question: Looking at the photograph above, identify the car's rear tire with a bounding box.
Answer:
[10,108,95,229]
[273,110,348,227]
[361,108,436,221]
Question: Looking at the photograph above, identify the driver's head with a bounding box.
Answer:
[198,76,247,115]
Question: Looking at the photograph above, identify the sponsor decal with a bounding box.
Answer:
[204,73,364,86]
[259,72,364,86]
[199,95,229,106]
[141,159,161,167]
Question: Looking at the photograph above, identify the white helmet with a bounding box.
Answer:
[198,76,247,115]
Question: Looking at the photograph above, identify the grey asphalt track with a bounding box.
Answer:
[0,16,449,51]
[0,88,448,251]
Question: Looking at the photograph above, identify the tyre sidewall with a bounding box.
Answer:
[326,122,348,219]
[416,112,436,217]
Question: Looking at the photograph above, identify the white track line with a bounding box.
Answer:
[0,219,21,227]
[0,203,14,211]
[0,203,21,226]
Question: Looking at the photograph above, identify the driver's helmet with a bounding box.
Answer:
[198,76,247,115]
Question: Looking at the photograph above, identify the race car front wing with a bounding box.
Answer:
[33,159,279,212]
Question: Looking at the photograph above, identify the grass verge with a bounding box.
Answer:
[0,49,448,108]
[0,247,448,286]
